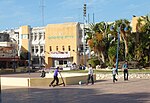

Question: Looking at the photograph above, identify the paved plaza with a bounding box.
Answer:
[1,78,150,103]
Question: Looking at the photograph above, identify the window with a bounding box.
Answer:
[64,61,67,64]
[34,35,37,40]
[32,57,39,64]
[31,35,33,41]
[43,34,45,39]
[39,34,42,40]
[32,47,34,53]
[80,44,83,52]
[56,46,58,51]
[59,60,63,65]
[49,46,52,51]
[22,34,28,39]
[79,30,82,38]
[36,48,38,53]
[35,46,38,53]
[62,46,65,51]
[40,46,43,53]
[68,46,71,51]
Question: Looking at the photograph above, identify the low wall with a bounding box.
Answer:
[3,73,149,87]
[96,73,150,80]
[1,77,29,87]
[30,74,96,86]
[1,73,96,87]
[29,78,53,87]
[65,75,96,85]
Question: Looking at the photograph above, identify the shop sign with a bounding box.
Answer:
[50,51,70,58]
[48,35,74,39]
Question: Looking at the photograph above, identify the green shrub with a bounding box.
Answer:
[88,58,100,68]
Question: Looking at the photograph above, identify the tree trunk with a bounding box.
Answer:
[100,51,105,63]
[121,31,128,59]
[124,39,128,59]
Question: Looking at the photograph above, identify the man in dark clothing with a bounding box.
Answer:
[40,69,46,78]
[122,61,129,81]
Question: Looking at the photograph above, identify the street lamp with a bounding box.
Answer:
[111,22,128,72]
[116,27,120,73]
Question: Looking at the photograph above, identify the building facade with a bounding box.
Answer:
[45,22,83,68]
[0,33,18,69]
[0,22,87,69]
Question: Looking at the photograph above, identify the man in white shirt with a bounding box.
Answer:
[86,64,94,85]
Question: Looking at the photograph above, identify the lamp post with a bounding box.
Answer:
[116,28,120,73]
[111,22,127,72]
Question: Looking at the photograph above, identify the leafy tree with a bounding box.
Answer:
[111,19,132,60]
[86,22,110,64]
[134,15,150,66]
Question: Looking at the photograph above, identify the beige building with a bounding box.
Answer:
[17,22,86,68]
[131,16,146,32]
[45,22,83,68]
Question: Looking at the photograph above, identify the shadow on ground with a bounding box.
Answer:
[1,87,150,103]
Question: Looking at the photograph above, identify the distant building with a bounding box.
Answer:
[0,22,89,69]
[0,33,18,69]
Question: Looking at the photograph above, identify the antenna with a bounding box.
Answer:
[88,13,90,23]
[40,0,45,26]
[93,13,95,24]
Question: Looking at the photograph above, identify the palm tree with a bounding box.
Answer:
[135,15,150,66]
[86,22,110,64]
[111,19,132,60]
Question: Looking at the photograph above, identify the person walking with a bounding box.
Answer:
[49,67,59,87]
[112,64,118,83]
[86,64,94,85]
[40,69,46,78]
[122,61,129,81]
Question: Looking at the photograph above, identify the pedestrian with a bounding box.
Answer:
[79,64,82,70]
[112,64,118,83]
[122,61,129,81]
[86,64,94,85]
[49,67,59,87]
[40,69,46,78]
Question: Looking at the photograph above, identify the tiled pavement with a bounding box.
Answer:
[1,78,150,103]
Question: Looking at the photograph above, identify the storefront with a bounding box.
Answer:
[48,51,73,67]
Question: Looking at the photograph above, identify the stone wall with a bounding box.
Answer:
[96,73,150,80]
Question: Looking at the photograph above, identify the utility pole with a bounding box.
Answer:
[41,0,45,26]
[28,32,31,75]
[39,0,45,69]
[83,3,87,65]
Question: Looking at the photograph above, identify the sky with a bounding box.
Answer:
[0,0,150,30]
